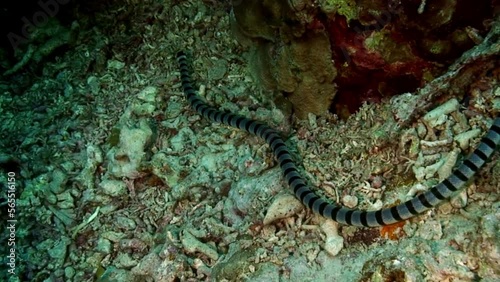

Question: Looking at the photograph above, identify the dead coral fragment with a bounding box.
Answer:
[181,230,219,261]
[263,193,304,225]
[320,219,344,256]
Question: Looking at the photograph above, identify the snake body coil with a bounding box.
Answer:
[177,51,500,227]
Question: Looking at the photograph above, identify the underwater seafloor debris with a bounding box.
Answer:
[0,0,499,281]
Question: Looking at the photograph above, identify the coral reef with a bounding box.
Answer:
[0,0,498,281]
[3,18,78,76]
[231,0,496,118]
[231,0,337,118]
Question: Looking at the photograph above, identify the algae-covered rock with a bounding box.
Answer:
[49,169,68,194]
[47,237,71,268]
[231,0,277,41]
[231,0,337,119]
[232,0,495,118]
[181,229,219,261]
[224,168,284,226]
[76,145,104,190]
[211,247,257,281]
[318,0,358,20]
[106,119,153,178]
[150,152,182,189]
[131,252,187,282]
[99,179,127,197]
[272,32,337,118]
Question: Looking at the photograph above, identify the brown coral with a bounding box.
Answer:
[231,0,496,118]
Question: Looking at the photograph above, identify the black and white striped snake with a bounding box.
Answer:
[176,51,500,227]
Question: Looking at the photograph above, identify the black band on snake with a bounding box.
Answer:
[176,51,500,227]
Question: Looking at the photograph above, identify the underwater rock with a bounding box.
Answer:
[164,98,183,119]
[211,246,257,281]
[132,86,158,116]
[231,0,336,119]
[76,145,103,190]
[341,194,358,208]
[115,217,137,231]
[64,266,76,280]
[475,213,500,279]
[318,0,358,20]
[263,193,303,225]
[224,168,284,226]
[320,219,344,256]
[231,0,495,118]
[231,0,277,41]
[56,191,75,209]
[47,237,71,268]
[49,168,68,194]
[207,58,228,81]
[3,18,77,76]
[96,238,112,255]
[150,152,182,189]
[136,86,158,103]
[114,253,137,269]
[245,262,280,281]
[96,266,134,282]
[131,253,162,279]
[106,119,153,178]
[169,127,196,153]
[99,179,127,197]
[132,103,155,117]
[181,229,219,261]
[273,32,337,118]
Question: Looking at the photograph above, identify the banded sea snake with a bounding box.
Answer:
[177,51,500,227]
